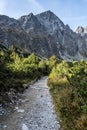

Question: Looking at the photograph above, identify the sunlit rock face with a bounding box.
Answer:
[1,11,87,60]
[76,26,87,59]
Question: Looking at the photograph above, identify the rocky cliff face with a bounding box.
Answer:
[76,26,87,59]
[0,11,87,60]
[76,26,87,34]
[0,15,30,50]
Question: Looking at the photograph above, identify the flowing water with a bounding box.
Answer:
[0,77,60,130]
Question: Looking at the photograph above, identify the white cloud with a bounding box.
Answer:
[0,0,7,14]
[27,0,45,14]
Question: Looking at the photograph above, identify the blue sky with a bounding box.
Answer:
[0,0,87,30]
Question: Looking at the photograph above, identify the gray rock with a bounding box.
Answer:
[1,10,87,60]
[76,26,84,34]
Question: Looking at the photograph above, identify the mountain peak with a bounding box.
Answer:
[76,26,87,34]
[43,10,54,14]
[36,10,65,33]
[28,13,34,17]
[76,26,84,33]
[36,10,57,18]
[1,10,87,60]
[19,13,34,20]
[46,10,52,13]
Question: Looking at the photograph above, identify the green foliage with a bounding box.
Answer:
[47,55,57,72]
[0,48,58,104]
[0,49,41,93]
[48,60,87,130]
[38,60,48,75]
[1,45,87,130]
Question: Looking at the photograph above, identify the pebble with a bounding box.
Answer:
[20,117,23,119]
[17,109,25,113]
[22,124,29,130]
[3,125,7,128]
[15,107,19,110]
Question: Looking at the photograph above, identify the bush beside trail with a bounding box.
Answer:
[48,61,87,130]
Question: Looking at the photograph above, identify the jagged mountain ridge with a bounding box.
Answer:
[0,10,87,60]
[76,26,87,34]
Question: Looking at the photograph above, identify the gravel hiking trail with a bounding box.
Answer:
[0,77,60,130]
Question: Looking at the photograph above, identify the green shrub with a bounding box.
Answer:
[0,50,40,92]
[48,60,87,130]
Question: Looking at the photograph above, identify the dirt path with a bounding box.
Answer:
[0,77,60,130]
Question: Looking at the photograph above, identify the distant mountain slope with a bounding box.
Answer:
[0,11,87,60]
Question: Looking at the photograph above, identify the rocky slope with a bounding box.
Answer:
[76,26,87,59]
[0,10,87,60]
[76,26,87,34]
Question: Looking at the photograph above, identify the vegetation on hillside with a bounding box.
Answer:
[0,44,87,130]
[0,46,57,94]
[0,50,38,93]
[47,60,87,130]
